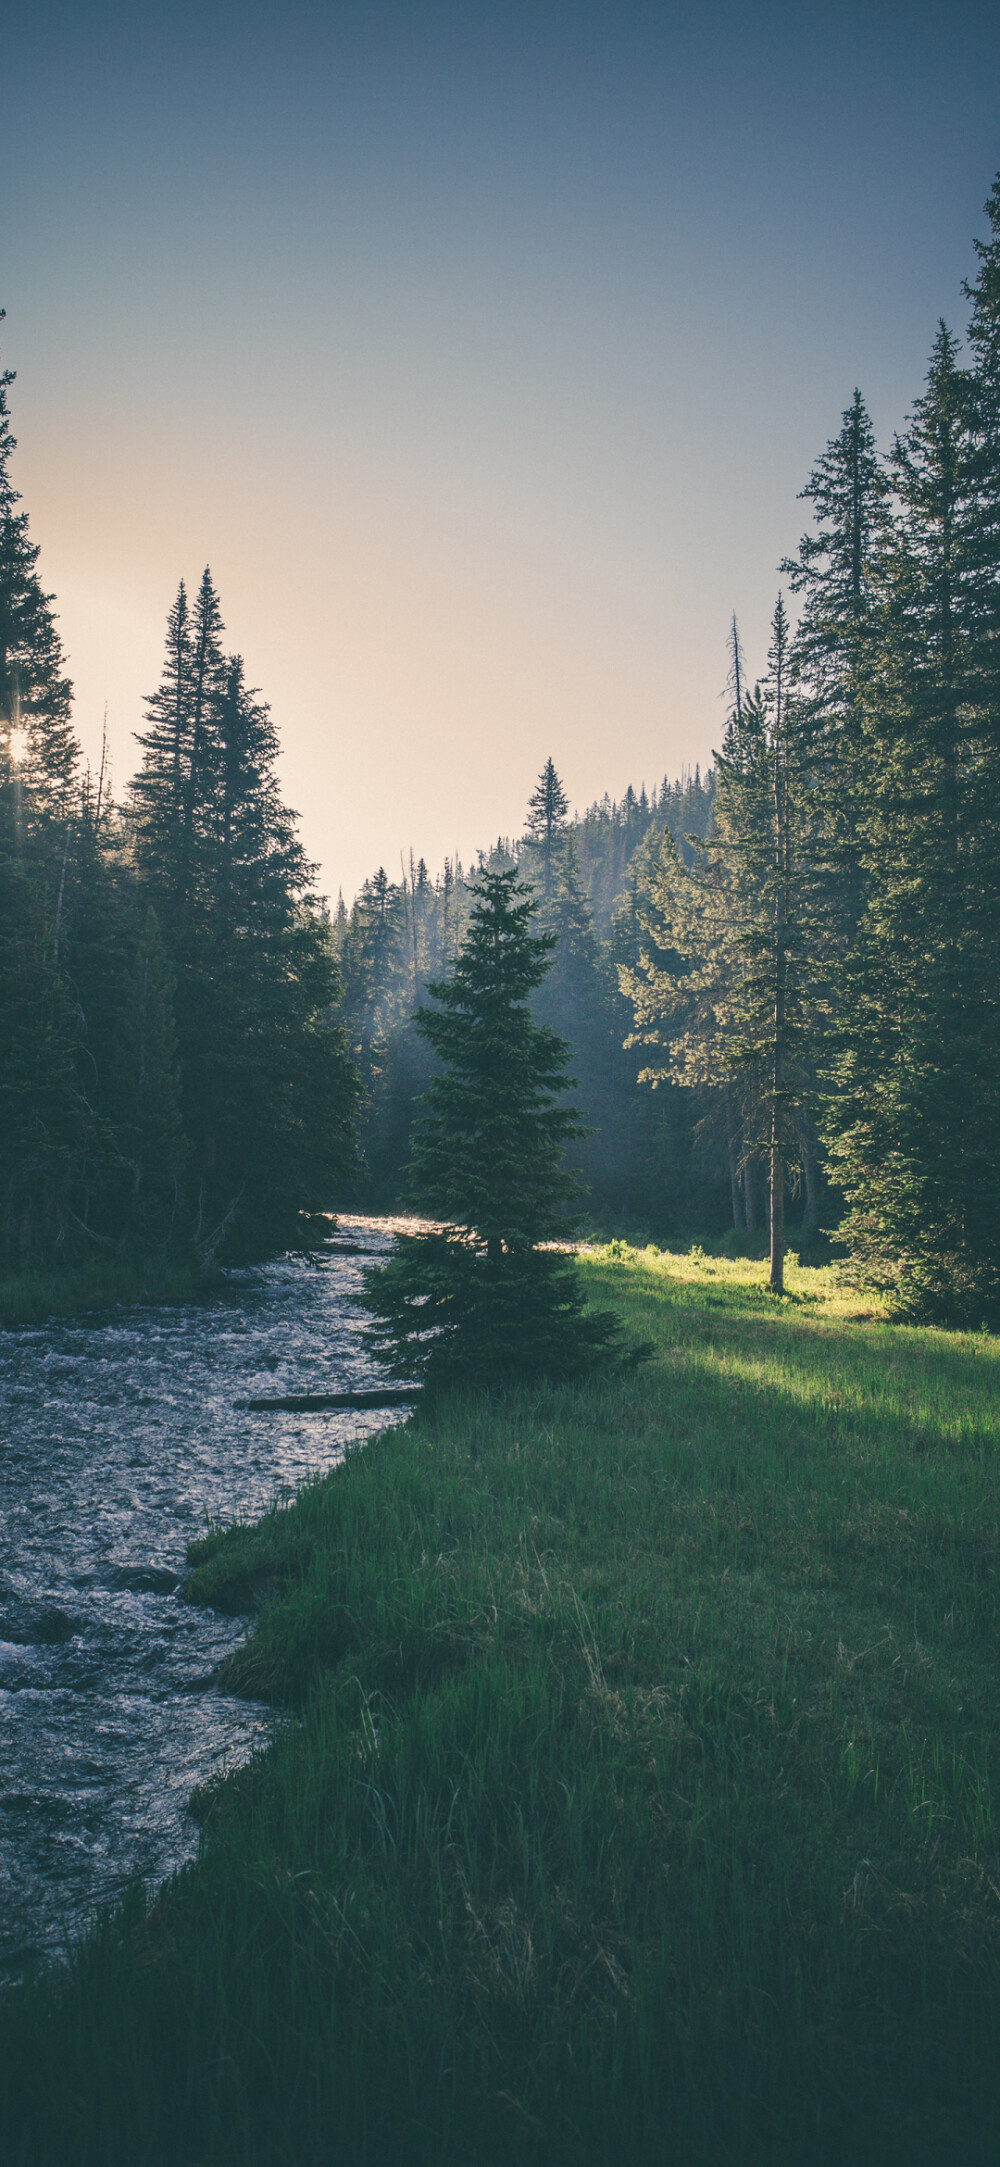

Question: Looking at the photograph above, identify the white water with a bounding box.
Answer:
[0,1220,402,1982]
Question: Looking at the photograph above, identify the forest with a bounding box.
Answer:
[4,176,1000,1322]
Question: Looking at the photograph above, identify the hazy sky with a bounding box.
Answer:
[4,1,1000,901]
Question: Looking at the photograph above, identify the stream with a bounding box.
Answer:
[0,1218,403,1984]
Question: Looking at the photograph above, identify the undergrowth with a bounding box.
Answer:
[0,1255,207,1330]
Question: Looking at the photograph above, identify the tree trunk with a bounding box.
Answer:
[726,1094,744,1229]
[744,1151,761,1233]
[796,1108,819,1234]
[769,1119,785,1293]
[770,615,788,1298]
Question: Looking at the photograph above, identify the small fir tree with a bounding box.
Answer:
[362,868,626,1389]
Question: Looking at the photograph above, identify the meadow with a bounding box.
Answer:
[2,1245,999,2164]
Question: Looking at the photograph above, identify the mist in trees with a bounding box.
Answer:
[337,763,722,1233]
[5,175,1000,1320]
[361,869,625,1389]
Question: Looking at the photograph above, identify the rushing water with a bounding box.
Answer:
[0,1219,403,1984]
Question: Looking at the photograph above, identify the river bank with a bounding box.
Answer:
[0,1254,211,1330]
[2,1247,1000,2163]
[0,1226,401,1982]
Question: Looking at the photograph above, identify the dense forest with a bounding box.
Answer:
[340,183,1000,1321]
[0,315,356,1271]
[336,761,719,1227]
[4,178,1000,1318]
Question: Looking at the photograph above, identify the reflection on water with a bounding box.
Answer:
[0,1219,401,1982]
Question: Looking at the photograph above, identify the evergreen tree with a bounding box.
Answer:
[623,604,830,1286]
[130,584,358,1258]
[362,869,625,1388]
[0,315,77,840]
[525,756,569,896]
[0,324,86,1264]
[826,323,1000,1317]
[781,387,892,951]
[98,903,187,1251]
[129,580,193,889]
[0,787,85,1266]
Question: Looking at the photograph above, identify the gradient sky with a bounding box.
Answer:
[4,0,1000,902]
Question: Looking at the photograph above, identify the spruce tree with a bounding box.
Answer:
[827,324,1000,1318]
[362,868,625,1388]
[525,757,569,896]
[0,321,87,1263]
[130,582,358,1258]
[781,388,891,950]
[129,580,193,889]
[0,316,77,838]
[622,604,830,1285]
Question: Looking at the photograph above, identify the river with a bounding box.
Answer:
[0,1219,403,1985]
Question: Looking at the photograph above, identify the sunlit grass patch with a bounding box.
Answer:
[3,1244,1000,2164]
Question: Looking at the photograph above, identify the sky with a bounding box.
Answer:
[3,0,1000,903]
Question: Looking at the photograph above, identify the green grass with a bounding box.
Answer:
[0,1254,209,1329]
[2,1244,1000,2163]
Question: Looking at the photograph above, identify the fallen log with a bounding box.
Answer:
[240,1387,419,1412]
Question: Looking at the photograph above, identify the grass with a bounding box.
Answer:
[2,1244,1000,2163]
[0,1254,210,1329]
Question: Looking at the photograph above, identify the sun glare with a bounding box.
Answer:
[7,724,29,766]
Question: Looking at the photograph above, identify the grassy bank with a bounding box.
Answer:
[3,1247,1000,2163]
[0,1254,210,1330]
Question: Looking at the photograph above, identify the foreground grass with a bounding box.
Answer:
[2,1245,1000,2163]
[0,1254,206,1329]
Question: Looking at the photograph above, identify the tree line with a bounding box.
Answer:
[0,315,356,1273]
[336,762,721,1229]
[345,180,1000,1322]
[623,186,1000,1317]
[4,176,1000,1320]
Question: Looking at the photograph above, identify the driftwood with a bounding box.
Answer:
[240,1387,419,1412]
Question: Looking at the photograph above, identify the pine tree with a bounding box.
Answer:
[129,583,358,1258]
[781,388,891,949]
[827,323,1000,1318]
[107,905,187,1250]
[362,869,625,1388]
[0,788,85,1266]
[0,316,77,840]
[0,321,87,1263]
[623,604,830,1285]
[525,757,569,896]
[129,581,192,889]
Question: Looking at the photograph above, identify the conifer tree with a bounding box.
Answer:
[525,757,569,895]
[827,323,1000,1317]
[130,581,192,887]
[0,787,84,1265]
[362,869,625,1388]
[0,315,77,840]
[781,388,891,949]
[623,604,829,1285]
[0,323,86,1263]
[130,581,358,1258]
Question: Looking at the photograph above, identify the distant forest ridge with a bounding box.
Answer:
[341,763,717,932]
[334,760,727,1232]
